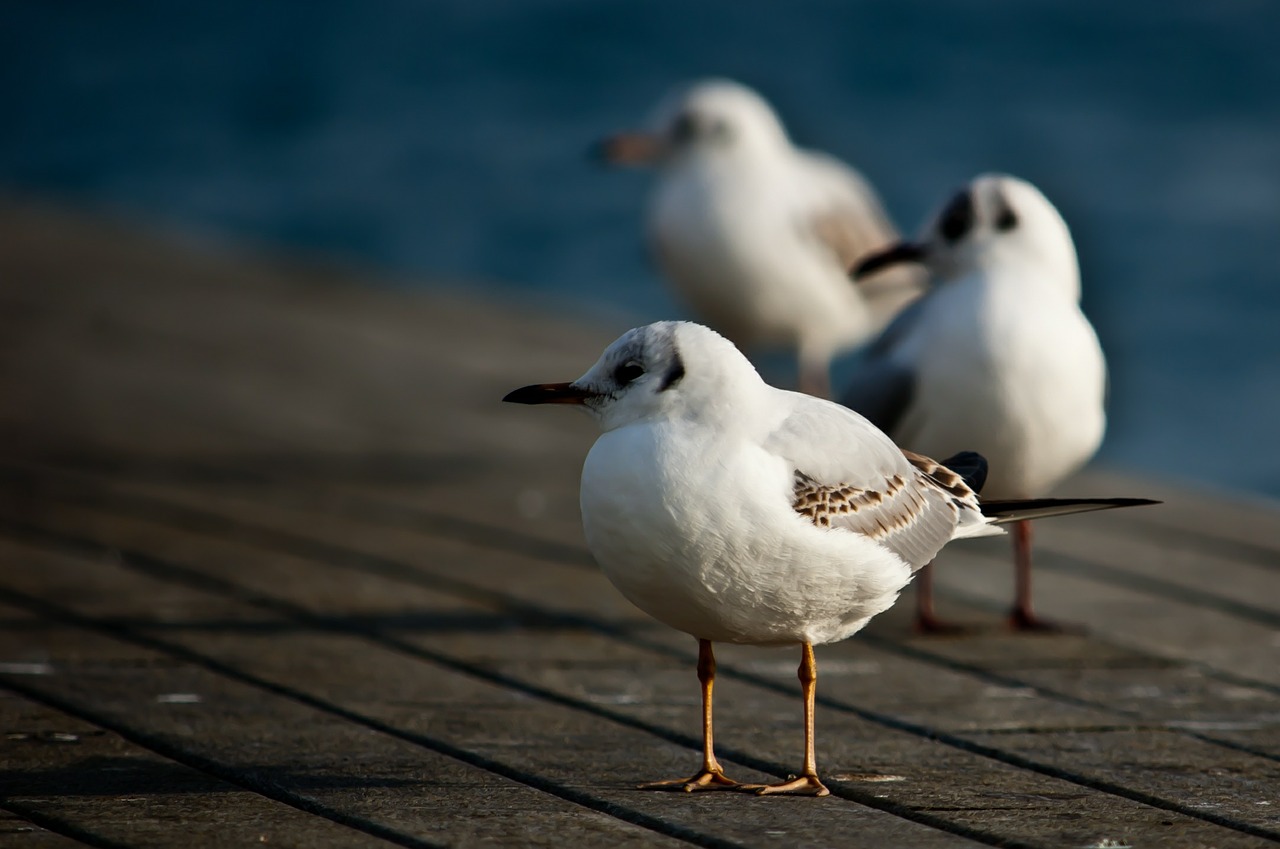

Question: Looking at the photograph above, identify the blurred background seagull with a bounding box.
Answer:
[504,321,1149,795]
[845,174,1107,632]
[597,79,924,398]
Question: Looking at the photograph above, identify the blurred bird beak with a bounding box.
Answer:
[593,132,667,166]
[851,242,927,280]
[503,382,594,405]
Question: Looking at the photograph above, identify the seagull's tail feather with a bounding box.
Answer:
[980,497,1160,525]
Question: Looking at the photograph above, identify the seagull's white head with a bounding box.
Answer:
[503,321,765,432]
[853,174,1081,301]
[597,79,791,169]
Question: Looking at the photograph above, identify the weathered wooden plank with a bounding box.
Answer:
[3,497,1276,846]
[930,544,1280,686]
[0,545,989,849]
[0,202,617,461]
[1069,470,1280,554]
[0,595,697,849]
[65,474,1280,737]
[4,198,1280,849]
[0,808,89,849]
[0,683,400,849]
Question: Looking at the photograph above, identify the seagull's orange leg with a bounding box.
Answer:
[638,639,740,791]
[913,560,969,634]
[746,642,830,796]
[1008,520,1079,633]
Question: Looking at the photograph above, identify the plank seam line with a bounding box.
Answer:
[37,470,1280,702]
[25,483,1279,760]
[0,532,1043,849]
[924,578,1280,702]
[1029,550,1280,628]
[0,798,131,849]
[17,473,1280,710]
[855,634,1280,765]
[2,521,1276,844]
[0,676,447,849]
[0,586,765,849]
[1121,516,1280,572]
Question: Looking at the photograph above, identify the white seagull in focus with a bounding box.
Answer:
[846,174,1108,632]
[505,320,1150,795]
[598,79,924,398]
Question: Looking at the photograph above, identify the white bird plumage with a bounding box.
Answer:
[600,79,924,397]
[575,322,998,649]
[505,319,1149,795]
[845,174,1108,631]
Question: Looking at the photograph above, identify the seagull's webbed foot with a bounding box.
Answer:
[913,612,976,636]
[742,773,830,797]
[638,767,741,792]
[1007,608,1085,634]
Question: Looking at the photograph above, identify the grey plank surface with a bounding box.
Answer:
[0,683,401,849]
[2,481,1277,846]
[0,199,1278,848]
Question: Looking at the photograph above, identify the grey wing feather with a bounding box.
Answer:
[839,295,931,435]
[799,152,927,320]
[840,358,914,436]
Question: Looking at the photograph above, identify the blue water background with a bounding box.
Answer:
[3,1,1279,497]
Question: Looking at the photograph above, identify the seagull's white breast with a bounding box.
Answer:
[579,417,913,646]
[897,274,1107,498]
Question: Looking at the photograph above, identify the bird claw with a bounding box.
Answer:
[741,774,830,797]
[638,768,741,792]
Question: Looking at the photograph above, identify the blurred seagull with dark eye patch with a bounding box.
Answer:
[597,78,925,398]
[504,320,1152,795]
[845,174,1108,632]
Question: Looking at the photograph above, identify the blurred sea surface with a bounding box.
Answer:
[3,1,1279,497]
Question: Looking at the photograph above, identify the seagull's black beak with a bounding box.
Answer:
[851,242,927,280]
[502,382,594,405]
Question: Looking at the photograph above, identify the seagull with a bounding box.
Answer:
[597,78,924,398]
[504,320,1150,795]
[846,174,1108,632]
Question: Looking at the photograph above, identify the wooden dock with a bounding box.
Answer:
[0,199,1277,848]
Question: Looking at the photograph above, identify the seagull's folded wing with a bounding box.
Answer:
[761,393,991,570]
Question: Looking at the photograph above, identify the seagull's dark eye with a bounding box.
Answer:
[615,361,645,385]
[938,190,975,243]
[994,205,1018,232]
[670,112,697,144]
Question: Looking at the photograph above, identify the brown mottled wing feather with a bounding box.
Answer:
[791,462,970,570]
[901,451,982,503]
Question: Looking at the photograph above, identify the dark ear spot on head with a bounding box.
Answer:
[938,190,975,243]
[658,352,685,392]
[993,194,1019,232]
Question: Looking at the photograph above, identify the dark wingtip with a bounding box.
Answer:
[852,242,927,280]
[939,451,989,494]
